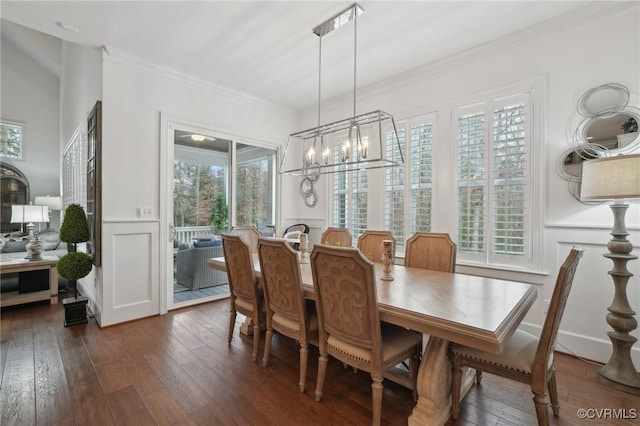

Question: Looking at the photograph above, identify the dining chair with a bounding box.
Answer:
[221,233,264,362]
[320,227,352,247]
[283,223,309,251]
[404,232,457,272]
[357,230,396,263]
[310,244,421,426]
[449,246,584,425]
[257,237,318,392]
[230,225,261,253]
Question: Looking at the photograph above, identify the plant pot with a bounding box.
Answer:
[63,295,89,327]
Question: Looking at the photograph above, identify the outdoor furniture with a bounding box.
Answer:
[175,244,228,290]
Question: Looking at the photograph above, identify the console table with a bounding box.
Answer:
[0,256,59,307]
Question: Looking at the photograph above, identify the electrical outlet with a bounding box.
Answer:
[137,207,153,218]
[543,299,550,315]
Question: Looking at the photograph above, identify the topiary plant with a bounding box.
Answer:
[60,203,91,244]
[58,204,92,299]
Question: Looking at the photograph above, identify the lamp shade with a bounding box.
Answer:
[23,205,49,223]
[10,205,27,223]
[581,154,640,200]
[34,195,62,211]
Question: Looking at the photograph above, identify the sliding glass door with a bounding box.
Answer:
[164,120,278,311]
[171,129,231,307]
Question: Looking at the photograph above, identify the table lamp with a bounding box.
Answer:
[581,153,640,394]
[34,195,62,230]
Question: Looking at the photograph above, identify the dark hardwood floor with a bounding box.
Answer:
[1,299,638,425]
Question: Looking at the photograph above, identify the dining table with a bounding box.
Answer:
[208,253,537,426]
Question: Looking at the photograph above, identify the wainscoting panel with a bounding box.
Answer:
[101,220,160,326]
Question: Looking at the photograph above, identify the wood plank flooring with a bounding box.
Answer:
[1,299,638,425]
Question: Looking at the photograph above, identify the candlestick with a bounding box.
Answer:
[381,239,394,281]
[299,233,309,264]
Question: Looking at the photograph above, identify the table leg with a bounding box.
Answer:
[408,336,451,426]
[50,266,59,304]
[409,337,477,426]
[239,317,254,336]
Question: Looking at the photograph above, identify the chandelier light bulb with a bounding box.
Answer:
[342,140,351,162]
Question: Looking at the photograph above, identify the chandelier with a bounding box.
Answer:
[280,3,404,178]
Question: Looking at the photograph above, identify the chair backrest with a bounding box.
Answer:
[230,226,261,252]
[284,223,310,236]
[310,245,382,353]
[404,232,457,272]
[258,237,308,326]
[532,246,584,390]
[321,227,353,248]
[357,230,396,263]
[222,234,260,304]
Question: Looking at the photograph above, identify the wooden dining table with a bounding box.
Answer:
[208,254,537,426]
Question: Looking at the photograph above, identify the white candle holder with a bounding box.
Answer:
[380,239,394,281]
[299,233,309,264]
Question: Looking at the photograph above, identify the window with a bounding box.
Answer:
[1,121,25,160]
[384,115,435,250]
[330,137,368,242]
[235,144,276,231]
[454,92,532,268]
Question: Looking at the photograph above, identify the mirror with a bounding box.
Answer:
[581,112,639,152]
[577,82,629,117]
[559,82,640,203]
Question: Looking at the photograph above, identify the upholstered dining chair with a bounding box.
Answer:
[404,232,457,272]
[450,246,584,425]
[257,237,318,392]
[230,225,261,253]
[221,233,264,362]
[310,244,421,426]
[320,227,352,248]
[357,230,396,263]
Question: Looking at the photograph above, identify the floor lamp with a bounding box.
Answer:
[581,153,640,394]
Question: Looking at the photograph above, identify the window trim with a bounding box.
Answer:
[451,80,544,272]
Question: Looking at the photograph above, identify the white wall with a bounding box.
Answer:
[95,53,297,325]
[58,40,103,319]
[1,33,61,229]
[290,3,640,365]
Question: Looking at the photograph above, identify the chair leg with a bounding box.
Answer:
[262,328,273,367]
[410,353,419,401]
[548,369,560,417]
[228,310,237,346]
[475,369,483,385]
[532,391,551,426]
[371,377,383,426]
[299,343,308,393]
[315,354,328,402]
[450,355,462,419]
[252,320,260,362]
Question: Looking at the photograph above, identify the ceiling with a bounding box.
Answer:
[1,1,596,111]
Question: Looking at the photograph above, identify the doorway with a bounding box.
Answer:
[162,116,279,311]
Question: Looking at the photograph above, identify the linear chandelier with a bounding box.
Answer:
[280,3,404,177]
